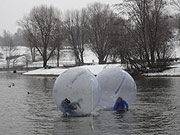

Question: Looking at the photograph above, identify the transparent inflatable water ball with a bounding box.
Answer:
[96,67,136,109]
[53,68,101,116]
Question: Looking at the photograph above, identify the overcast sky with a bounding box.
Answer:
[0,0,119,35]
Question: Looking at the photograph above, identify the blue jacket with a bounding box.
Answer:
[113,99,128,111]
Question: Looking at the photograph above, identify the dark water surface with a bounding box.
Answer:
[0,72,180,135]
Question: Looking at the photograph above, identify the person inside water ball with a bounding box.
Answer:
[61,98,82,115]
[113,97,128,112]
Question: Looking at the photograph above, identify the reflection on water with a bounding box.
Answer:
[0,72,180,135]
[54,116,96,135]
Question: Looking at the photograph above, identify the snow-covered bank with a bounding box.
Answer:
[23,64,125,76]
[143,63,180,77]
[23,62,180,77]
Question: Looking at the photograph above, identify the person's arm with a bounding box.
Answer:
[113,102,118,110]
[61,101,69,113]
[69,103,77,110]
[76,102,81,109]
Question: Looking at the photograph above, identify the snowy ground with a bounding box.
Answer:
[1,45,180,77]
[23,62,180,77]
[23,64,125,76]
[0,46,99,68]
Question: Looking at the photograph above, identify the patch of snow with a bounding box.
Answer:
[23,64,124,76]
[23,68,67,76]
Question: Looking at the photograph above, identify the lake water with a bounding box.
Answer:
[0,72,180,135]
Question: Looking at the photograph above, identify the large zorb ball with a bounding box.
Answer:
[53,68,101,116]
[96,67,136,109]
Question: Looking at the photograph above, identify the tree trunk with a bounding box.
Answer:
[98,55,106,64]
[57,46,60,67]
[6,60,10,69]
[30,47,36,62]
[43,60,47,68]
[32,47,36,62]
[43,49,47,68]
[80,51,84,65]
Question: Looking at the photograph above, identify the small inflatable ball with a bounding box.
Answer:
[96,67,136,109]
[53,68,101,116]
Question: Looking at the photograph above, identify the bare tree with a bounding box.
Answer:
[172,0,180,56]
[117,0,173,72]
[19,5,62,68]
[13,29,27,46]
[54,21,64,67]
[86,3,116,64]
[108,18,128,64]
[22,29,37,62]
[0,53,3,60]
[6,55,24,68]
[172,0,180,11]
[1,30,17,68]
[64,9,88,65]
[0,36,3,59]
